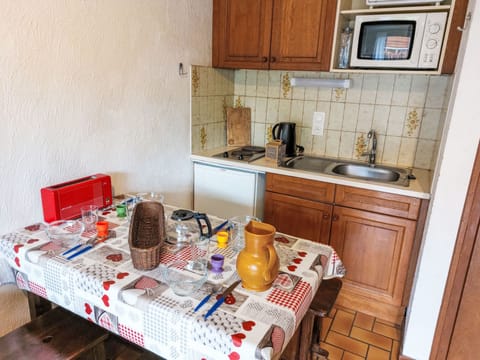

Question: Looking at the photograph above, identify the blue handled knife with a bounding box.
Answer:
[194,290,214,312]
[66,244,94,260]
[204,280,241,319]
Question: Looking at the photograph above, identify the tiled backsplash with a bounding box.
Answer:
[191,65,452,170]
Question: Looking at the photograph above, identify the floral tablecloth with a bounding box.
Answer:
[0,204,345,360]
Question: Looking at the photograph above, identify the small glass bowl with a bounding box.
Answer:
[163,260,207,296]
[46,220,85,248]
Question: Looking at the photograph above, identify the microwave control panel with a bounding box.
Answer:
[418,12,448,68]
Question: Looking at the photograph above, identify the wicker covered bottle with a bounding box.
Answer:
[236,220,279,291]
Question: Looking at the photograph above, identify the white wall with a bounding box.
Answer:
[402,0,480,358]
[0,0,212,234]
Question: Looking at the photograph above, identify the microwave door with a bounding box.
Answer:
[373,35,387,59]
[351,13,427,68]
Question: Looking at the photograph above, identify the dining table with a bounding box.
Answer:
[0,198,345,360]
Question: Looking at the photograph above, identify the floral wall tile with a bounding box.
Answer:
[355,133,368,159]
[405,108,421,137]
[192,65,452,170]
[281,72,291,98]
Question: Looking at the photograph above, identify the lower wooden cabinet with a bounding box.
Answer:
[264,191,332,244]
[264,173,428,324]
[330,206,416,315]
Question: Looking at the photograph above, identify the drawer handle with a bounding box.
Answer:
[270,56,276,62]
[262,56,268,63]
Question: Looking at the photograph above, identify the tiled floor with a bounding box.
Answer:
[317,306,401,360]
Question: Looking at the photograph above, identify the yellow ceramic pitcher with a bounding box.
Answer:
[236,220,279,291]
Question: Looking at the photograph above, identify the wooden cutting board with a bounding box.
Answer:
[226,107,251,146]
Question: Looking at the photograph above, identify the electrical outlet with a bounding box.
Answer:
[312,112,325,136]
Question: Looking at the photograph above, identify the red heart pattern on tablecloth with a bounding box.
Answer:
[103,280,115,291]
[14,257,20,267]
[293,258,302,264]
[85,303,93,315]
[298,251,307,257]
[24,224,41,232]
[275,236,289,244]
[106,253,123,262]
[102,294,110,307]
[116,272,129,279]
[228,352,240,360]
[287,265,297,272]
[27,238,39,244]
[231,333,246,347]
[13,244,23,253]
[242,321,256,331]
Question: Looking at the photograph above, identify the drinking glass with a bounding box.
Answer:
[228,215,260,252]
[81,205,98,231]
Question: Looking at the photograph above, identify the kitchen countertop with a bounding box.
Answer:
[191,147,432,200]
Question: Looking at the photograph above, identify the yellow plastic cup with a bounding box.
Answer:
[216,231,229,248]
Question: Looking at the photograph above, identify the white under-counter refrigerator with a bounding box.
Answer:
[193,162,265,220]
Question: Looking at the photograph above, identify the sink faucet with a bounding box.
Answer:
[363,130,377,167]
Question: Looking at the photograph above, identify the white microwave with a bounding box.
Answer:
[350,12,448,69]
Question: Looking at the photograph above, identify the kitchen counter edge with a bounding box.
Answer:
[191,149,431,200]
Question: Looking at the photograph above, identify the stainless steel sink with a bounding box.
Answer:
[281,155,411,187]
[331,163,400,182]
[282,155,332,172]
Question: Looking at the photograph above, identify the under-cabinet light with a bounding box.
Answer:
[290,77,351,89]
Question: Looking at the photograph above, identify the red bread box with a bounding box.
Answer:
[41,174,112,222]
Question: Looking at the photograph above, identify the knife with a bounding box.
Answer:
[66,236,108,260]
[204,280,241,319]
[212,220,228,234]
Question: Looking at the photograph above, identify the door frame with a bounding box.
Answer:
[430,141,480,358]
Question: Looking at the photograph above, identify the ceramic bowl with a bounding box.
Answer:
[46,220,84,248]
[163,260,207,296]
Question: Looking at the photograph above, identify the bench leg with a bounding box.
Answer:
[26,291,52,320]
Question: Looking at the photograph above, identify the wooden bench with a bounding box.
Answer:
[0,306,109,359]
[281,278,343,360]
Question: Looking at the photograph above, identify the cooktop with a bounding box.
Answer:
[212,146,265,163]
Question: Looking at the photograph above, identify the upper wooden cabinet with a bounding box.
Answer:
[212,0,337,71]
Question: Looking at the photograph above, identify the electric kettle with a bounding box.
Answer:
[166,209,212,247]
[272,122,299,157]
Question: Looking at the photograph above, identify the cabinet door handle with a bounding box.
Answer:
[270,57,276,62]
[323,214,330,220]
[262,56,268,63]
[332,214,339,221]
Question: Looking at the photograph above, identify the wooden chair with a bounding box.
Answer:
[299,278,343,360]
[280,278,343,359]
[0,306,109,359]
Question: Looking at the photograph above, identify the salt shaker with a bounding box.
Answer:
[338,25,352,69]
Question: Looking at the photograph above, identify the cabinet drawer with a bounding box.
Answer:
[266,173,335,203]
[335,185,421,220]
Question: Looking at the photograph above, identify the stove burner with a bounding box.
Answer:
[242,146,265,153]
[212,146,265,162]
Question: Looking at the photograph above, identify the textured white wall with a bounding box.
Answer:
[0,0,212,233]
[403,0,480,358]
